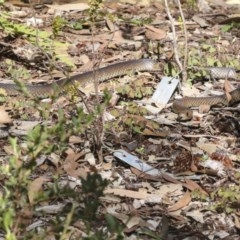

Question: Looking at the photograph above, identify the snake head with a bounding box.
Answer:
[172,100,193,121]
[177,110,193,121]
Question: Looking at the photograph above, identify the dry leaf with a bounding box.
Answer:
[184,179,208,196]
[196,142,217,155]
[167,191,191,212]
[142,129,168,137]
[233,214,240,229]
[0,107,12,124]
[198,104,211,113]
[156,184,183,197]
[63,149,87,179]
[145,25,166,40]
[186,210,204,223]
[224,79,233,92]
[63,156,79,177]
[107,209,140,229]
[104,188,150,199]
[224,79,233,102]
[211,152,233,168]
[168,211,186,222]
[46,3,89,11]
[120,0,152,6]
[106,18,116,32]
[28,177,47,204]
[180,84,200,97]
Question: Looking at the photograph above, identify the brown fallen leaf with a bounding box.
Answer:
[224,79,233,92]
[167,212,187,222]
[63,148,88,179]
[142,128,168,137]
[224,79,233,102]
[28,177,48,204]
[0,107,12,124]
[167,191,191,212]
[104,188,150,199]
[232,214,240,229]
[107,209,140,229]
[145,25,166,40]
[46,2,89,11]
[198,104,211,113]
[120,0,152,6]
[196,142,217,155]
[184,179,208,196]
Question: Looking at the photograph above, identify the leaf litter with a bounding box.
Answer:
[1,0,240,239]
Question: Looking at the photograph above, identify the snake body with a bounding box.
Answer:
[1,58,239,119]
[0,59,158,98]
[172,88,240,120]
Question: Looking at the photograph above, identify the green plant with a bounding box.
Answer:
[221,22,240,33]
[0,14,73,66]
[5,60,30,80]
[210,185,240,213]
[117,82,153,99]
[185,0,198,13]
[52,16,67,38]
[88,0,103,23]
[135,145,145,155]
[0,90,121,238]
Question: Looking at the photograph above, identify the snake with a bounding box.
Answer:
[0,59,158,98]
[172,88,240,120]
[0,58,239,120]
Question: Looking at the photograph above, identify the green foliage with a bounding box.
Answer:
[81,174,108,221]
[25,105,96,159]
[181,43,240,81]
[117,83,153,99]
[5,60,30,80]
[52,16,67,38]
[105,214,124,238]
[135,145,145,155]
[0,87,123,238]
[191,189,208,201]
[210,185,240,213]
[124,102,148,115]
[221,23,234,33]
[0,138,30,239]
[0,153,110,239]
[108,101,160,134]
[69,20,84,30]
[185,0,198,11]
[128,17,153,26]
[1,152,103,239]
[0,14,74,67]
[88,0,103,22]
[221,22,240,34]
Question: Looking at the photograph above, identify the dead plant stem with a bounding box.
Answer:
[164,0,183,72]
[176,0,188,81]
[89,16,117,161]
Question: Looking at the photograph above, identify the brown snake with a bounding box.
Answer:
[0,59,239,120]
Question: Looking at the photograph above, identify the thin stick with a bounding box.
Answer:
[177,0,188,81]
[164,0,183,72]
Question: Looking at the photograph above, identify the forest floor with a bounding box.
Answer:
[0,0,240,239]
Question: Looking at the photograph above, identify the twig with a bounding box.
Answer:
[176,0,188,81]
[88,6,117,161]
[164,0,183,72]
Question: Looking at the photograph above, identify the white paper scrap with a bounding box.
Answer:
[151,77,179,107]
[113,149,160,176]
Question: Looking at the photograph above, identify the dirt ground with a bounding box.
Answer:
[1,0,240,239]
